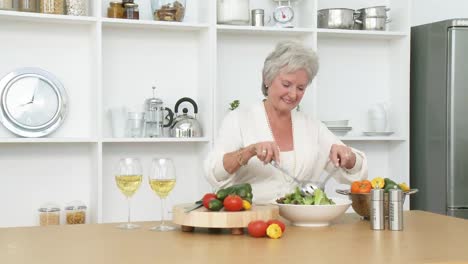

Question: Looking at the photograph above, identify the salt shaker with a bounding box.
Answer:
[389,189,403,231]
[370,188,385,230]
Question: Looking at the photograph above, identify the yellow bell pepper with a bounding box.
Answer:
[371,177,385,189]
[266,224,283,239]
[242,200,251,210]
[399,182,410,192]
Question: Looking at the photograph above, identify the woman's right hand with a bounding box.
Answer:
[248,141,280,164]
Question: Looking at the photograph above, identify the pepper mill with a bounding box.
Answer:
[370,188,385,230]
[144,86,164,137]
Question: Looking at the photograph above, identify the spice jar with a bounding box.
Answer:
[0,0,14,10]
[65,201,87,225]
[107,1,124,18]
[40,0,65,14]
[19,0,37,12]
[65,0,87,16]
[38,203,61,226]
[123,3,139,20]
[152,0,186,22]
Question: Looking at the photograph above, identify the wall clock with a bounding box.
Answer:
[0,68,68,138]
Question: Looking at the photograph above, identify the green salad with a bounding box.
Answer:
[276,187,335,205]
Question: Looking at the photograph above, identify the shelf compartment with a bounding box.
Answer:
[102,137,210,143]
[217,25,315,36]
[317,29,407,39]
[102,18,210,31]
[0,10,97,25]
[0,144,96,227]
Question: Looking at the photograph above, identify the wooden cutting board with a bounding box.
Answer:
[172,203,279,228]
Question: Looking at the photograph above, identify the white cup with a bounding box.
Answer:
[109,107,127,137]
[369,118,387,132]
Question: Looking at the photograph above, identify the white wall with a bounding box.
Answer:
[412,0,468,26]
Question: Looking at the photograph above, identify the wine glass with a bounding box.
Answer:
[148,157,177,231]
[115,157,143,229]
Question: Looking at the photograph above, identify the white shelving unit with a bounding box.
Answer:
[0,0,411,227]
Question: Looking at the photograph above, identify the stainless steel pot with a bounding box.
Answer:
[355,16,391,31]
[317,8,357,29]
[356,6,390,18]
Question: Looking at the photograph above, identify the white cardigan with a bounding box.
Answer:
[204,101,368,203]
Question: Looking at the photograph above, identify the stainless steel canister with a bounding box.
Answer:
[389,189,403,231]
[370,188,385,230]
[251,9,264,26]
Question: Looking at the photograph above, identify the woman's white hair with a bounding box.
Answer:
[262,40,319,96]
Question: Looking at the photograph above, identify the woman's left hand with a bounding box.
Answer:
[329,144,356,170]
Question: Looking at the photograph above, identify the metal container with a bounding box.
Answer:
[355,16,391,31]
[170,97,202,138]
[370,189,385,230]
[389,189,403,231]
[336,189,418,219]
[251,9,264,27]
[317,8,357,29]
[356,6,390,17]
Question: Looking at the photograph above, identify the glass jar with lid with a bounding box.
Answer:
[19,0,38,12]
[0,0,14,10]
[151,0,186,22]
[107,1,124,18]
[65,0,88,16]
[217,0,250,25]
[38,202,61,226]
[40,0,65,14]
[123,3,139,20]
[64,201,87,225]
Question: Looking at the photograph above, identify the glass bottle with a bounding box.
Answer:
[40,0,65,14]
[107,1,124,19]
[19,0,37,12]
[65,0,88,16]
[0,0,14,10]
[152,0,186,22]
[123,2,139,20]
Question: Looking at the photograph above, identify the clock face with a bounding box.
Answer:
[0,68,67,137]
[273,6,294,23]
[5,76,59,128]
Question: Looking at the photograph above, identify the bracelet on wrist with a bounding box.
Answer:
[237,148,247,167]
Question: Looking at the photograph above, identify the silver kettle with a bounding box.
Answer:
[170,97,202,138]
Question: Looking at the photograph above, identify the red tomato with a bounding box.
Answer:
[267,219,286,233]
[202,193,217,209]
[351,180,372,194]
[223,195,243,211]
[248,220,268,238]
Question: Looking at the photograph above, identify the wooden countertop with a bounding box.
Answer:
[1,210,468,264]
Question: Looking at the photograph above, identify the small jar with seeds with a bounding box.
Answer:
[40,0,65,14]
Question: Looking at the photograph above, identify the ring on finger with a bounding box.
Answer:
[262,149,267,154]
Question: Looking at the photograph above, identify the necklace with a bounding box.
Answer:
[263,102,297,183]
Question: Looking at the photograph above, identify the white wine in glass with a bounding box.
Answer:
[149,158,176,231]
[115,158,143,229]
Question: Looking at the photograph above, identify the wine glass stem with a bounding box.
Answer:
[160,198,166,226]
[127,197,131,225]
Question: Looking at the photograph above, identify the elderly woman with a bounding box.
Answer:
[204,41,368,203]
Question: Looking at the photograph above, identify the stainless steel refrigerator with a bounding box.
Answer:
[411,19,468,219]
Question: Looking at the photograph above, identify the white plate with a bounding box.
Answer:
[363,131,394,136]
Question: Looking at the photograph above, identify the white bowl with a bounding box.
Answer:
[276,197,351,227]
[322,120,349,127]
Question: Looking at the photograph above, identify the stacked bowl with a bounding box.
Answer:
[322,120,352,136]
